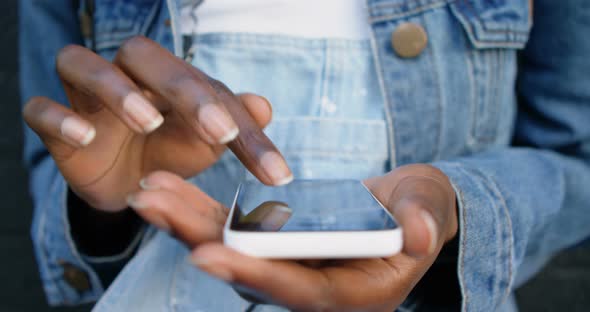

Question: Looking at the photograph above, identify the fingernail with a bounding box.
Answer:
[259,151,293,186]
[190,255,233,281]
[195,122,217,145]
[126,194,171,232]
[139,178,159,190]
[60,117,96,146]
[420,210,438,255]
[126,193,147,209]
[123,92,164,133]
[198,104,239,144]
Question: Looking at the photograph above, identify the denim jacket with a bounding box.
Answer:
[19,0,590,311]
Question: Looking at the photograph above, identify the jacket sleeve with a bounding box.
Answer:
[20,0,143,305]
[431,1,590,310]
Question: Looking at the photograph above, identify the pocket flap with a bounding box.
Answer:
[449,0,532,49]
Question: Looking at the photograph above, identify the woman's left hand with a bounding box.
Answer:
[127,164,458,311]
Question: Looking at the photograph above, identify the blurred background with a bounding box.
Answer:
[0,0,588,311]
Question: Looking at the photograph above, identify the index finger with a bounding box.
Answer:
[114,36,292,186]
[209,79,294,186]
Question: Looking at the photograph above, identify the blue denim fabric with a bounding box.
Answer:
[19,0,590,311]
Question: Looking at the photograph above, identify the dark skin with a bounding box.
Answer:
[128,164,458,312]
[23,36,458,311]
[23,36,292,212]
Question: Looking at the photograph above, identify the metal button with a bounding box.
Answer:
[391,23,428,58]
[60,261,91,292]
[164,18,172,27]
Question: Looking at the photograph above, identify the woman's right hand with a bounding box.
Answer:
[23,36,292,212]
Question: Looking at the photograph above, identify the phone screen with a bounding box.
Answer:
[230,180,398,232]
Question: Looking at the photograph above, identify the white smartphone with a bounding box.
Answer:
[223,179,403,259]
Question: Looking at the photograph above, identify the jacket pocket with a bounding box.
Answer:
[450,0,532,145]
[449,0,532,49]
[367,0,532,162]
[82,0,160,58]
[243,117,390,181]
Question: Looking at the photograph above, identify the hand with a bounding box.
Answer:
[22,36,292,211]
[127,164,458,311]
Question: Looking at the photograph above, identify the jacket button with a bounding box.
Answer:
[60,261,91,292]
[391,23,428,58]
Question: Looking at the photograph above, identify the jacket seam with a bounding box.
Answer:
[452,165,469,312]
[166,0,183,57]
[368,0,452,23]
[460,0,530,35]
[366,0,397,168]
[423,13,443,161]
[93,0,161,51]
[457,165,514,310]
[369,0,452,11]
[480,170,515,306]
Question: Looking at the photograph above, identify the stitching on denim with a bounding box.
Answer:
[423,13,443,161]
[167,0,183,57]
[319,40,330,116]
[448,2,527,48]
[465,45,477,148]
[370,0,451,11]
[282,150,388,160]
[195,33,372,49]
[366,0,398,167]
[95,26,140,42]
[454,165,470,311]
[460,0,529,35]
[139,0,161,36]
[272,116,387,125]
[369,0,452,23]
[170,242,184,312]
[461,165,514,309]
[474,49,492,142]
[483,173,515,306]
[37,171,54,301]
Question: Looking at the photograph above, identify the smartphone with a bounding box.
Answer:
[223,179,402,259]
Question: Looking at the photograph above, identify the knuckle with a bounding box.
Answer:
[117,35,150,59]
[163,72,217,109]
[23,97,51,121]
[56,44,85,72]
[206,76,232,96]
[145,171,181,189]
[137,191,172,213]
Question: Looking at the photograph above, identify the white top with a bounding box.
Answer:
[180,0,371,40]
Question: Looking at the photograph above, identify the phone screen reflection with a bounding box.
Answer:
[230,180,397,232]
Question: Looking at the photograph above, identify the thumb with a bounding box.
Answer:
[387,176,453,258]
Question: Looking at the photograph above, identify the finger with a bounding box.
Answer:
[387,177,451,258]
[113,36,238,145]
[114,36,292,185]
[56,45,163,133]
[23,96,96,155]
[139,171,228,223]
[126,188,223,246]
[191,244,330,310]
[212,80,293,186]
[237,93,272,129]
